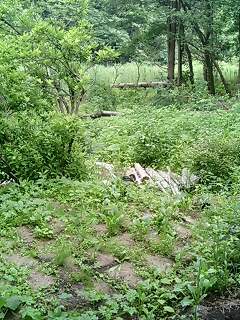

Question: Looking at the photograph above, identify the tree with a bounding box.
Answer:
[167,0,177,82]
[0,0,116,114]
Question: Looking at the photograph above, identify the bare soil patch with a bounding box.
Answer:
[145,255,174,272]
[106,262,141,288]
[28,270,55,289]
[17,226,35,245]
[5,254,37,268]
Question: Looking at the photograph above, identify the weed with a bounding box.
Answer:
[54,245,72,267]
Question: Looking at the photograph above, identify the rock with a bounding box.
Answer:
[17,226,35,245]
[28,271,54,289]
[145,255,173,272]
[106,262,141,288]
[5,254,37,268]
[95,253,116,268]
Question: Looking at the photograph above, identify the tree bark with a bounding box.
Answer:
[185,44,194,84]
[180,0,215,94]
[204,0,215,95]
[203,63,208,82]
[238,11,240,83]
[167,0,177,82]
[204,51,215,95]
[177,0,184,85]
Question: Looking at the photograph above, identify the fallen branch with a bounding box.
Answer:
[112,81,170,89]
[81,111,120,120]
[124,164,199,194]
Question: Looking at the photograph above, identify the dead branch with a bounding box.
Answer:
[81,111,120,120]
[112,81,170,89]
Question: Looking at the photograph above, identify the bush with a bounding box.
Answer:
[180,135,240,184]
[0,112,87,181]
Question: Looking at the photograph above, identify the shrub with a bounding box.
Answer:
[0,112,87,181]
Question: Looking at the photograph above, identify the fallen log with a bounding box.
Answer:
[134,163,150,182]
[112,81,170,89]
[145,168,168,193]
[81,111,120,119]
[158,171,180,195]
[125,168,138,182]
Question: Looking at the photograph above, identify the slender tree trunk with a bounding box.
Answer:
[238,11,240,83]
[185,44,194,85]
[213,60,232,96]
[167,0,177,82]
[205,0,215,95]
[177,0,184,85]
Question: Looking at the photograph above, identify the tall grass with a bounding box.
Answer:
[90,63,166,85]
[90,61,238,85]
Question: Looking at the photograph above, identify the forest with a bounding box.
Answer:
[0,0,240,319]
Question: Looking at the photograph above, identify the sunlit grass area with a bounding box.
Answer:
[90,61,239,85]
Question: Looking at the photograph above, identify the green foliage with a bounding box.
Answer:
[0,112,87,181]
[0,0,117,114]
[54,245,72,266]
[87,102,240,187]
[0,295,22,318]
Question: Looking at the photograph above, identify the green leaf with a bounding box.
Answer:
[0,297,6,309]
[202,279,211,289]
[6,296,21,311]
[163,306,175,313]
[161,278,171,285]
[181,296,194,307]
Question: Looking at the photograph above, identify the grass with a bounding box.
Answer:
[90,61,239,85]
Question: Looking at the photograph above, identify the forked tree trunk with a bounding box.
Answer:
[167,0,177,82]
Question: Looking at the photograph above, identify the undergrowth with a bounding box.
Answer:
[0,87,240,319]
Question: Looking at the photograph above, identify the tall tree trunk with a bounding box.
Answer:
[238,11,240,83]
[203,63,208,82]
[205,0,215,95]
[167,0,177,82]
[204,51,215,95]
[185,44,194,85]
[177,0,184,85]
